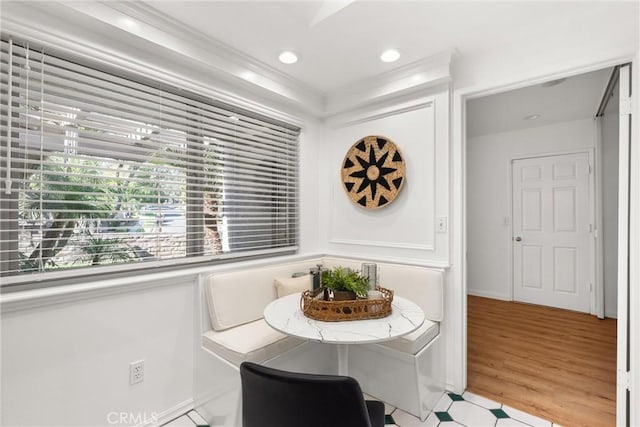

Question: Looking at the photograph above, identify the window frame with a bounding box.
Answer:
[0,35,301,291]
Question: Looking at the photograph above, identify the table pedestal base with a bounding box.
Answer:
[337,344,349,376]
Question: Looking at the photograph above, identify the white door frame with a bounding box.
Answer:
[616,63,632,427]
[628,55,640,427]
[453,53,637,422]
[508,149,597,314]
[594,116,606,319]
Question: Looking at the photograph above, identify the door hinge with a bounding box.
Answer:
[618,370,631,390]
[620,97,632,116]
[588,164,592,174]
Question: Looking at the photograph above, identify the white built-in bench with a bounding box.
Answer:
[201,256,444,420]
[203,259,321,366]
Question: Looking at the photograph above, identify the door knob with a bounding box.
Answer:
[514,236,522,242]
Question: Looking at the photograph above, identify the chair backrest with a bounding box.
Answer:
[240,362,373,427]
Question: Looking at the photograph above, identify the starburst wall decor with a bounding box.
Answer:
[341,135,406,209]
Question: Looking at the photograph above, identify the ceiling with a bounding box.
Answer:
[466,67,613,138]
[4,0,634,120]
[143,1,637,94]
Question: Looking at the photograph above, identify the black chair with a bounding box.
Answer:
[240,361,385,427]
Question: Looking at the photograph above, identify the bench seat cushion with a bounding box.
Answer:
[205,259,321,331]
[203,319,303,366]
[379,319,439,355]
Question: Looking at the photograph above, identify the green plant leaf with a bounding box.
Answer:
[321,267,369,298]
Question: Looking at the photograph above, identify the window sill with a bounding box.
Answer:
[0,252,450,313]
[0,253,324,314]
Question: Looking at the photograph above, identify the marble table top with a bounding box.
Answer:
[263,293,424,345]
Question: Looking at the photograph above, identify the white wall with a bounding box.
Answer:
[0,109,321,427]
[298,117,323,254]
[601,86,619,318]
[320,90,450,266]
[2,0,637,414]
[446,2,638,396]
[467,118,595,300]
[0,110,323,427]
[452,27,637,397]
[1,279,196,427]
[0,5,325,427]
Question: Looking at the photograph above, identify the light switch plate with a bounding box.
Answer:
[437,216,447,233]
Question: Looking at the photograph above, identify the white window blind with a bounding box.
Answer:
[0,37,300,287]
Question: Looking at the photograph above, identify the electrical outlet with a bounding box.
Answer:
[129,360,144,385]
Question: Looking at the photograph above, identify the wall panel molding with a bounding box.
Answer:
[329,238,435,251]
[327,99,442,257]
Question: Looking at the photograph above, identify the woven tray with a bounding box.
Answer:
[300,287,393,322]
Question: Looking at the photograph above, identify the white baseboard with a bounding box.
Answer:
[138,398,194,427]
[467,288,511,301]
[445,381,464,395]
[605,310,618,319]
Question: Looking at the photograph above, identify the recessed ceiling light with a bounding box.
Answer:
[523,114,541,120]
[278,51,298,64]
[380,49,400,63]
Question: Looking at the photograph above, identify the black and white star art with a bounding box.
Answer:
[341,135,406,209]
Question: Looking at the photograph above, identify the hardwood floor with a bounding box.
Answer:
[467,295,617,427]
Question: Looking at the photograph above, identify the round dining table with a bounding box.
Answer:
[263,292,424,375]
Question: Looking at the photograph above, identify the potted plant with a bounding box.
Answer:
[321,267,369,300]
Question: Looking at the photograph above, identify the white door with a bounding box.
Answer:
[512,152,592,312]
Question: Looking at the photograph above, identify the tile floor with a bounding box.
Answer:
[382,391,560,427]
[163,391,560,427]
[163,410,209,427]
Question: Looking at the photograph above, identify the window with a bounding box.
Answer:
[0,37,300,288]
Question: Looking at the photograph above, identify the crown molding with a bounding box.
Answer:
[324,50,455,116]
[325,96,436,129]
[2,1,454,119]
[100,2,326,108]
[0,3,305,126]
[58,2,455,117]
[58,1,326,115]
